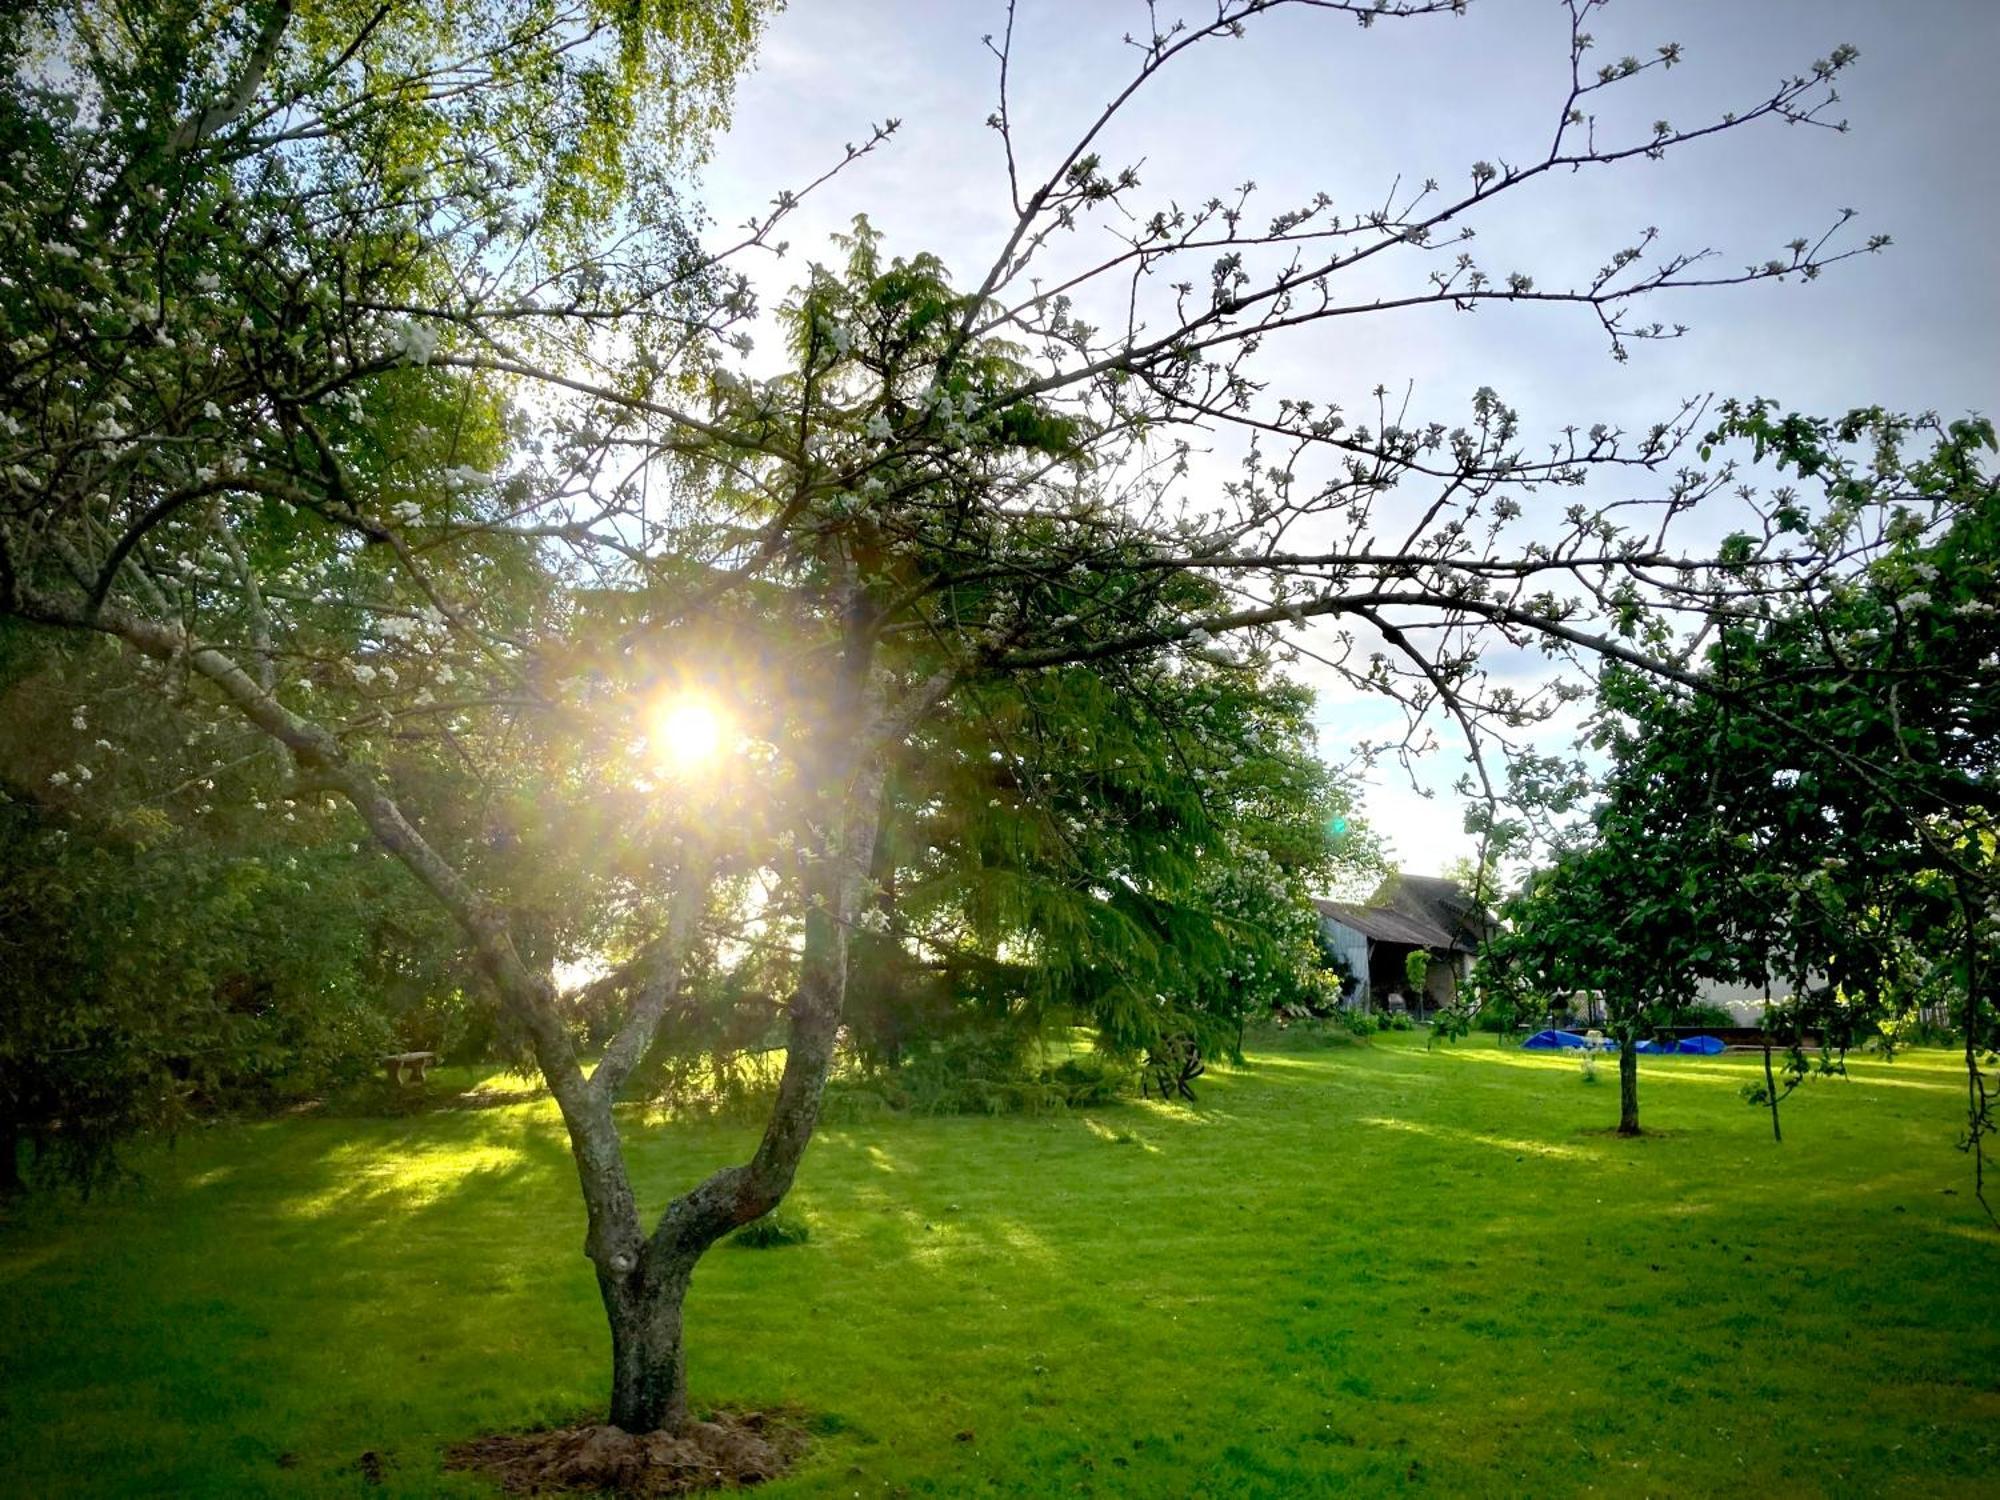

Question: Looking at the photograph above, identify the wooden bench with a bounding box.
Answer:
[380,1051,439,1087]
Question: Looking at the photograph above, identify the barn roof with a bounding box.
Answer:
[1313,873,1487,954]
[1313,899,1455,949]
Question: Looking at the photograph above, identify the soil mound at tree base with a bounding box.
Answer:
[445,1409,809,1495]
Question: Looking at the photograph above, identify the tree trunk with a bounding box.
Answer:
[1762,1037,1783,1143]
[558,607,895,1437]
[578,733,887,1435]
[1617,1036,1641,1136]
[604,1253,696,1433]
[0,1121,23,1197]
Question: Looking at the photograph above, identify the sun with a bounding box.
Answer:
[647,695,731,776]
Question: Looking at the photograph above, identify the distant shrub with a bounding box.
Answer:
[1579,1055,1601,1085]
[633,1046,788,1123]
[824,1025,1137,1117]
[1044,1054,1129,1107]
[1874,1015,1960,1050]
[1428,1004,1474,1048]
[1243,1018,1363,1051]
[728,1211,811,1249]
[815,1083,896,1123]
[1675,1002,1737,1031]
[1335,1009,1404,1035]
[1386,1012,1414,1032]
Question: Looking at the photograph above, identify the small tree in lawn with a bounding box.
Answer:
[4,0,1924,1451]
[1491,788,1753,1134]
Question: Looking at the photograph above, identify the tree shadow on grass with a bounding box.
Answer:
[5,1044,1998,1497]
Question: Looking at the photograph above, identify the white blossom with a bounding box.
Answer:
[390,319,438,365]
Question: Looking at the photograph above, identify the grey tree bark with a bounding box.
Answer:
[1617,1035,1641,1136]
[565,601,892,1433]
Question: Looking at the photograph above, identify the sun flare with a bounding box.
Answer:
[648,696,731,776]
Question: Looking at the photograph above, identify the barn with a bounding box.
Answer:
[1314,873,1488,1017]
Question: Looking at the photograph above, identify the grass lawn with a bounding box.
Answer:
[3,1033,1997,1497]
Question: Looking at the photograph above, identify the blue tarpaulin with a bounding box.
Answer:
[1522,1029,1590,1051]
[1525,1031,1729,1055]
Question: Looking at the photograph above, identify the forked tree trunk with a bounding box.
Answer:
[48,555,907,1441]
[1617,1035,1641,1136]
[574,755,886,1435]
[604,1252,697,1433]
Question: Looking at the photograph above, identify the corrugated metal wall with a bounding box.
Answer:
[1320,917,1371,1009]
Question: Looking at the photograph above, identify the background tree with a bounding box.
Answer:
[0,622,477,1192]
[1499,408,1998,1173]
[838,639,1373,1083]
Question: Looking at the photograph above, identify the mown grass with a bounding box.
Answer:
[3,1035,1996,1497]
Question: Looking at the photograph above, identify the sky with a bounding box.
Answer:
[695,0,2000,878]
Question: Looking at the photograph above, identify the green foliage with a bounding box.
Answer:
[1241,1017,1364,1052]
[826,1024,1136,1119]
[842,636,1375,1079]
[1878,1014,1960,1050]
[1402,949,1431,997]
[1428,1003,1474,1047]
[1339,1007,1379,1039]
[0,628,475,1187]
[1674,1002,1738,1032]
[0,0,789,1186]
[1042,1054,1133,1108]
[726,1210,811,1250]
